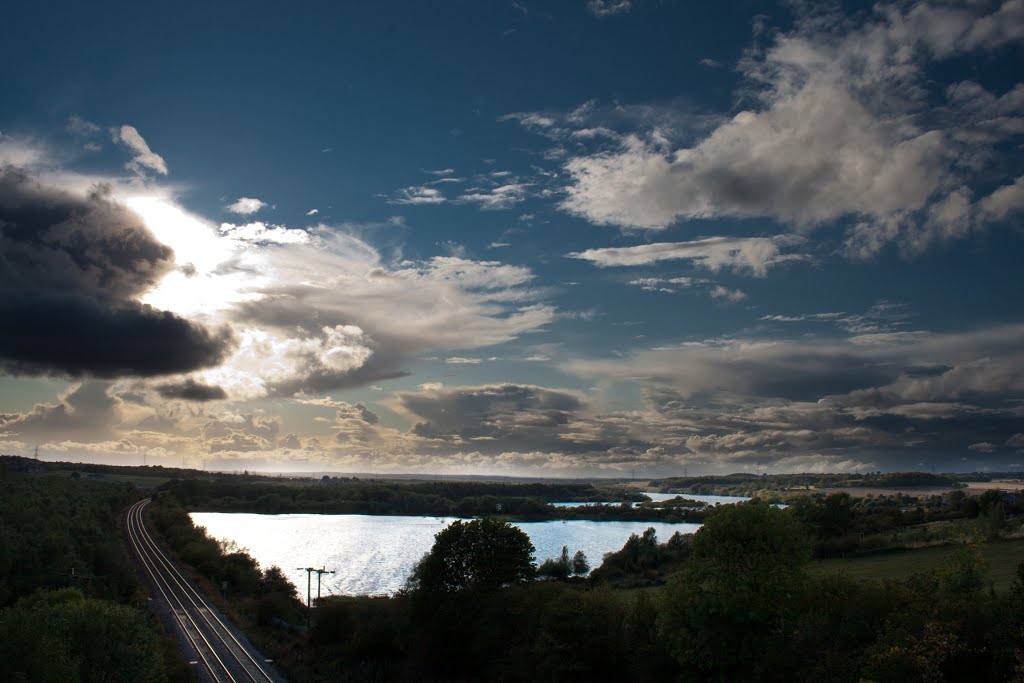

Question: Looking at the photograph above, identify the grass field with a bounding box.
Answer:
[811,538,1024,590]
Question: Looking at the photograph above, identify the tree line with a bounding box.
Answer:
[284,502,1024,682]
[0,469,190,682]
[155,476,703,522]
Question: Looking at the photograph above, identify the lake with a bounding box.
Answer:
[190,491,748,596]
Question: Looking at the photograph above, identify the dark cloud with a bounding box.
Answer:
[557,324,1024,470]
[400,384,583,440]
[155,379,228,402]
[395,383,647,456]
[0,295,233,378]
[269,359,410,397]
[353,402,379,424]
[0,166,234,377]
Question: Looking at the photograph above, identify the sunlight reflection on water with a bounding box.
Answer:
[190,511,703,596]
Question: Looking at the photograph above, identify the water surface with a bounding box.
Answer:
[190,512,701,596]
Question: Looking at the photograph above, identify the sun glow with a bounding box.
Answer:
[122,195,267,316]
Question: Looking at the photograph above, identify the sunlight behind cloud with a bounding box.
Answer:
[124,195,267,316]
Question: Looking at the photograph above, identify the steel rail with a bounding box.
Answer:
[126,498,234,683]
[129,499,276,681]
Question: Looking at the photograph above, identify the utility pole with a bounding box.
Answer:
[315,566,335,602]
[297,567,314,610]
[297,566,335,627]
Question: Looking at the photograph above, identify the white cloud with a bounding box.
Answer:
[710,285,748,302]
[176,230,555,398]
[498,112,557,128]
[0,135,46,168]
[628,277,699,294]
[979,176,1024,221]
[760,303,913,335]
[113,125,168,175]
[588,0,633,18]
[226,196,267,214]
[306,208,319,216]
[568,235,804,276]
[445,357,482,364]
[65,115,100,136]
[555,2,1024,256]
[457,183,528,210]
[219,222,310,245]
[391,185,446,205]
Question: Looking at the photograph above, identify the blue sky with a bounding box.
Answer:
[1,0,1022,476]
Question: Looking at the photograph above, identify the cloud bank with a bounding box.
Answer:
[0,167,234,378]
[547,2,1024,257]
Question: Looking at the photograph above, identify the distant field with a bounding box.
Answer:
[963,480,1024,493]
[811,539,1024,590]
[806,485,956,497]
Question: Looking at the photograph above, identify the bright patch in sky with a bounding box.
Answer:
[124,196,265,316]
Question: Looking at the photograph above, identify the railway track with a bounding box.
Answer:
[126,498,282,683]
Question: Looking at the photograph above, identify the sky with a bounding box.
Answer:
[0,0,1022,477]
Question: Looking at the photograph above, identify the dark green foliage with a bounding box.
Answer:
[653,470,967,495]
[978,499,1007,540]
[940,537,988,594]
[589,527,691,586]
[308,595,410,680]
[537,545,572,579]
[782,488,1022,558]
[571,549,589,575]
[263,506,1024,682]
[408,517,535,594]
[0,475,140,606]
[536,546,589,579]
[0,588,166,682]
[658,502,811,681]
[533,587,632,679]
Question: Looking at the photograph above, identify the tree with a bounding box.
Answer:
[571,550,590,576]
[408,518,535,595]
[978,500,1006,541]
[260,565,299,599]
[941,536,987,594]
[0,588,166,682]
[538,545,572,579]
[658,501,810,681]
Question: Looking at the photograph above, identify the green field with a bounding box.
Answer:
[811,538,1024,590]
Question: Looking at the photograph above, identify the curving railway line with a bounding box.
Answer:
[126,498,283,683]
